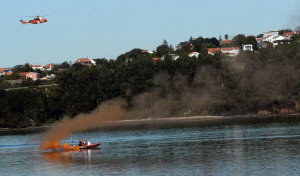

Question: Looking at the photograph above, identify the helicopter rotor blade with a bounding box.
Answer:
[25,15,50,17]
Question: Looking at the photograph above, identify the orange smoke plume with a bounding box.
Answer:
[40,99,124,150]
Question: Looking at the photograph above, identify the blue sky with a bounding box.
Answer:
[1,0,300,68]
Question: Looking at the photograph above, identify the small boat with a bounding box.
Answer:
[79,142,100,149]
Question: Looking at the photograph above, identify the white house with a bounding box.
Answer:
[242,44,253,51]
[141,50,153,54]
[44,64,54,71]
[208,47,240,57]
[75,58,96,66]
[221,47,240,57]
[263,31,279,43]
[188,52,200,58]
[31,65,44,71]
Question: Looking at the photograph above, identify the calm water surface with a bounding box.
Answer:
[1,116,300,176]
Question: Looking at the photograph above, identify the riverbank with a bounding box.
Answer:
[98,113,300,129]
[1,113,300,132]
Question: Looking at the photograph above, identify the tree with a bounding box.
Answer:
[225,34,229,41]
[156,40,173,58]
[245,36,258,50]
[232,34,247,47]
[59,61,71,69]
[162,39,168,46]
[14,63,33,73]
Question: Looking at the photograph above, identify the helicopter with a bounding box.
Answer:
[20,16,48,24]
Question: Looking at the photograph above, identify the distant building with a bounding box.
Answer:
[141,50,153,54]
[220,40,232,45]
[160,54,180,61]
[41,74,55,80]
[221,47,240,56]
[242,44,253,51]
[44,64,54,71]
[170,54,180,60]
[26,72,40,81]
[31,65,44,71]
[263,31,279,43]
[263,31,279,38]
[0,68,5,75]
[207,48,221,55]
[176,39,195,50]
[75,58,96,66]
[208,47,240,57]
[283,32,293,38]
[11,65,23,71]
[188,52,200,58]
[153,58,160,64]
[272,36,292,46]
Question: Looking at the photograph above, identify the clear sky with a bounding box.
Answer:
[1,0,300,68]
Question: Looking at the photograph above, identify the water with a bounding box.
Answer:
[1,116,300,176]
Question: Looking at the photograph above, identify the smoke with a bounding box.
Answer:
[40,99,125,150]
[122,69,221,119]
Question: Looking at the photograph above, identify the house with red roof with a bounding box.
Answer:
[221,40,232,45]
[0,68,6,76]
[283,32,293,38]
[220,47,240,56]
[153,58,160,64]
[44,64,54,71]
[75,58,96,66]
[208,47,240,57]
[188,52,199,58]
[141,50,153,54]
[208,48,221,55]
[31,65,44,71]
[25,72,40,81]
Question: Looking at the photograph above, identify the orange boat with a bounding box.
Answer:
[79,142,100,149]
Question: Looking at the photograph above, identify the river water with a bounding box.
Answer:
[1,116,300,176]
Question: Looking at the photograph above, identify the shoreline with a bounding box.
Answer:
[99,113,300,128]
[1,113,300,132]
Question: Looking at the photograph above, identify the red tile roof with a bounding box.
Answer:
[153,58,160,61]
[0,68,5,72]
[5,72,12,76]
[76,58,91,63]
[141,50,150,53]
[31,65,42,67]
[283,32,293,36]
[221,40,232,45]
[221,47,239,51]
[208,48,221,53]
[45,64,54,69]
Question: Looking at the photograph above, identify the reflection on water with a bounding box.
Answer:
[1,116,300,175]
[41,149,99,166]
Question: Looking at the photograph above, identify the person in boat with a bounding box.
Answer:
[84,139,87,146]
[79,139,83,146]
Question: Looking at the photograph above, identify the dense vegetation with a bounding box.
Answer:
[1,34,300,128]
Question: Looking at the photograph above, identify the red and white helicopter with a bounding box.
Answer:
[20,16,48,24]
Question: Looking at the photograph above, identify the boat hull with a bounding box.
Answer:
[79,143,100,149]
